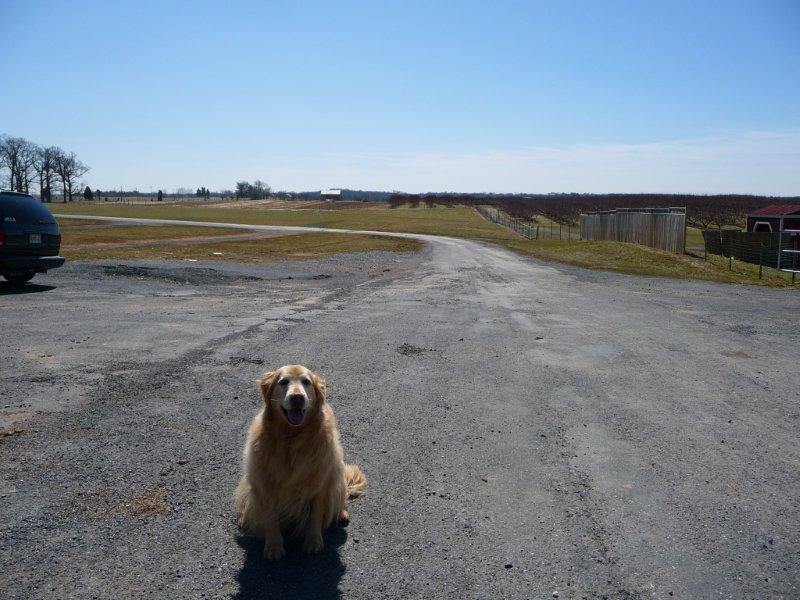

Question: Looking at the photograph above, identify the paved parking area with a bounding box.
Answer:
[1,233,798,599]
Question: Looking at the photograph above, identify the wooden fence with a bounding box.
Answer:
[580,207,686,253]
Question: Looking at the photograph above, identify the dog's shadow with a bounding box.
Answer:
[234,527,348,600]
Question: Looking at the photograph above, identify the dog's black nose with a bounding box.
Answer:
[288,394,305,408]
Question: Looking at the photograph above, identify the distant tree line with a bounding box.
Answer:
[0,134,90,202]
[386,192,800,229]
[89,188,230,201]
[293,189,394,202]
[236,180,271,200]
[227,185,395,202]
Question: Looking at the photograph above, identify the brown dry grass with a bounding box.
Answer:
[51,204,515,241]
[203,198,386,210]
[65,232,422,262]
[60,224,247,246]
[74,485,168,517]
[56,218,116,228]
[127,486,168,515]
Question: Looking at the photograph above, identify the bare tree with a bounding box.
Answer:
[252,180,270,199]
[0,139,6,188]
[53,148,90,202]
[3,136,92,201]
[0,135,18,189]
[33,145,59,202]
[0,135,37,192]
[17,141,38,193]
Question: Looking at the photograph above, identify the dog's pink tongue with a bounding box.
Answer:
[287,408,304,425]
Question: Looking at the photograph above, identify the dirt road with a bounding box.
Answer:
[1,225,798,599]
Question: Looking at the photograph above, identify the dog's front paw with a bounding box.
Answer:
[263,541,286,561]
[302,534,324,554]
[338,509,350,525]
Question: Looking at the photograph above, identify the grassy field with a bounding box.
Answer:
[56,218,122,228]
[52,203,797,288]
[64,232,421,262]
[685,226,704,250]
[503,238,797,287]
[50,203,516,241]
[59,224,247,246]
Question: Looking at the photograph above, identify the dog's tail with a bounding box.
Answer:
[344,464,367,498]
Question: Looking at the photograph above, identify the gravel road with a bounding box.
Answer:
[1,226,798,599]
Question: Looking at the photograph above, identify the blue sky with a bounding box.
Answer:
[2,0,799,194]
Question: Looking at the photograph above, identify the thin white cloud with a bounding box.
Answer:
[89,130,800,195]
[261,130,800,195]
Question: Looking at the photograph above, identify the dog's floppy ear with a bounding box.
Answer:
[258,371,277,405]
[311,372,326,406]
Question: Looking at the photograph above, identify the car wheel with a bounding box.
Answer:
[3,272,36,285]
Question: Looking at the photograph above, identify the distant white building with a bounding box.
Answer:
[321,188,342,201]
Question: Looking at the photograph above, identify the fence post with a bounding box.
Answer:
[559,223,562,240]
[683,210,687,254]
[726,233,732,270]
[759,242,763,279]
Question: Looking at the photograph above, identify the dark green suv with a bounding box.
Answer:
[0,191,65,284]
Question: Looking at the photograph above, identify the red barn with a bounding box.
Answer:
[746,204,800,233]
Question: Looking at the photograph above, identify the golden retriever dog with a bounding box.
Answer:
[235,365,366,560]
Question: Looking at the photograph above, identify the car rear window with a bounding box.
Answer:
[0,194,56,224]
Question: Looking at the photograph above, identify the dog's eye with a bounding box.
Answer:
[278,379,288,386]
[300,377,311,386]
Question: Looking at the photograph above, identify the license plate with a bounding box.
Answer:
[29,233,42,244]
